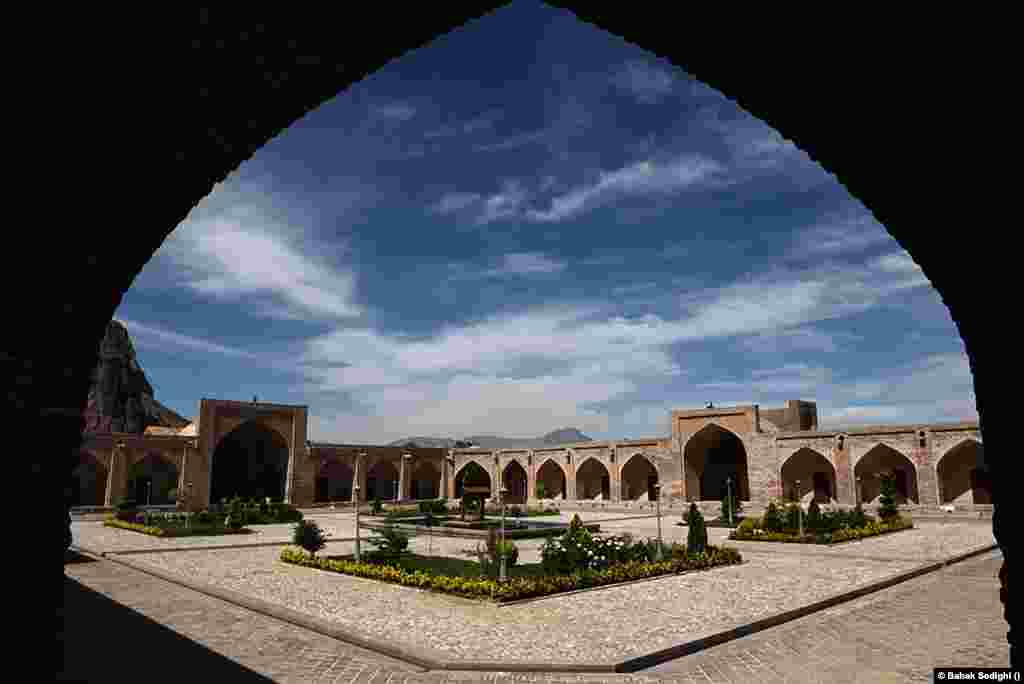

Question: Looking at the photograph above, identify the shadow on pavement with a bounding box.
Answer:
[61,573,275,682]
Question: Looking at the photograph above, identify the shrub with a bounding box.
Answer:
[195,510,215,525]
[784,503,801,532]
[536,481,546,499]
[686,504,707,555]
[877,472,900,521]
[720,490,743,522]
[850,503,869,529]
[292,520,330,557]
[418,499,447,514]
[806,500,822,531]
[736,518,760,536]
[762,501,784,532]
[367,523,410,559]
[370,497,384,515]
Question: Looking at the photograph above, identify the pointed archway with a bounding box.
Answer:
[576,457,610,500]
[210,421,289,504]
[128,452,179,506]
[367,460,400,501]
[411,460,440,500]
[454,460,491,498]
[315,458,353,503]
[780,448,837,503]
[501,460,528,505]
[684,424,750,501]
[937,439,989,504]
[535,458,566,500]
[855,444,919,504]
[621,454,659,501]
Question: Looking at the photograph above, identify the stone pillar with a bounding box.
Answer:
[912,439,938,506]
[353,453,366,503]
[400,453,413,501]
[566,450,576,501]
[104,445,118,507]
[440,456,449,500]
[833,437,854,505]
[493,454,500,499]
[609,445,620,502]
[105,441,129,507]
[526,451,536,503]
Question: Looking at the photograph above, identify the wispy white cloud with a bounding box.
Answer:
[477,180,530,225]
[371,102,416,122]
[425,111,499,139]
[526,155,725,223]
[119,319,262,359]
[157,184,363,321]
[484,252,566,277]
[611,59,676,104]
[473,129,549,153]
[738,326,860,354]
[432,192,483,215]
[784,210,896,261]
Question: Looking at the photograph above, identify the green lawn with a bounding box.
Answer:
[324,552,550,579]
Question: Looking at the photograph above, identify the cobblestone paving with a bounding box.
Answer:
[65,549,1009,683]
[76,521,993,665]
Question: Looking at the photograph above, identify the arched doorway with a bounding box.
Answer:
[855,444,919,504]
[367,460,400,501]
[411,460,440,500]
[128,452,179,506]
[535,458,566,499]
[70,451,107,507]
[315,458,353,503]
[937,439,989,504]
[210,421,290,504]
[501,460,528,505]
[454,461,492,499]
[621,454,659,502]
[576,458,610,500]
[780,448,837,503]
[684,424,751,501]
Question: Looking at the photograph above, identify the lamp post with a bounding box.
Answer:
[499,486,509,582]
[353,484,361,562]
[856,476,862,506]
[725,476,733,526]
[653,482,663,561]
[185,481,193,530]
[796,479,803,537]
[146,480,152,507]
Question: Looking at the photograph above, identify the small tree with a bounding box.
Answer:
[784,503,801,532]
[806,499,822,531]
[686,503,707,555]
[422,510,436,555]
[370,496,384,515]
[536,481,546,499]
[366,523,410,561]
[762,501,783,532]
[720,489,743,523]
[877,471,900,521]
[292,520,330,558]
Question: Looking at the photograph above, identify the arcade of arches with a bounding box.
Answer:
[72,400,987,513]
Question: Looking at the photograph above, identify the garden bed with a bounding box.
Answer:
[729,518,915,545]
[103,518,255,538]
[278,545,743,603]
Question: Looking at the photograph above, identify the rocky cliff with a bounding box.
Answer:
[82,320,190,434]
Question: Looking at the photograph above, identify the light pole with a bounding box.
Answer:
[725,476,733,526]
[353,484,362,562]
[796,479,803,537]
[499,486,509,582]
[146,480,152,507]
[856,476,862,506]
[653,482,663,561]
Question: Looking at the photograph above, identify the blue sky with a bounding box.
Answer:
[116,1,976,443]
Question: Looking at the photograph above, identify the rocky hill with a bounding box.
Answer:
[388,427,592,450]
[83,320,191,433]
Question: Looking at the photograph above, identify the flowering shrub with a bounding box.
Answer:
[729,514,912,544]
[279,545,743,602]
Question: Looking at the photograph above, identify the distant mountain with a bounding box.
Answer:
[387,428,592,449]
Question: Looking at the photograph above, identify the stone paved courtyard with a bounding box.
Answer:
[66,514,1006,681]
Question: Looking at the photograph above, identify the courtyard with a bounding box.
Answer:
[70,510,997,670]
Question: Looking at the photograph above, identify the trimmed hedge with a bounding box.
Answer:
[729,516,914,544]
[103,517,252,537]
[279,544,742,602]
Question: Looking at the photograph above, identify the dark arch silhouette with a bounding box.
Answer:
[47,8,1017,671]
[854,443,919,505]
[210,421,289,504]
[684,424,750,501]
[411,459,440,500]
[366,460,400,501]
[780,447,837,504]
[937,439,989,505]
[621,453,658,501]
[576,457,610,500]
[454,460,492,498]
[501,460,528,505]
[128,452,180,506]
[315,458,353,503]
[536,458,566,500]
